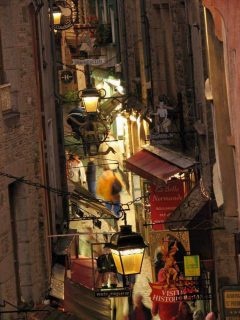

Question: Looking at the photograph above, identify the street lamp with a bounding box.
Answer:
[109,225,147,277]
[52,3,62,25]
[80,87,101,113]
[50,0,76,31]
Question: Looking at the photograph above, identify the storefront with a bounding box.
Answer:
[125,144,214,316]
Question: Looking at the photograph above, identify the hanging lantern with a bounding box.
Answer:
[52,3,62,25]
[81,87,101,113]
[109,225,147,276]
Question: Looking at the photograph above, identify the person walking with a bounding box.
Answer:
[171,301,193,320]
[86,157,96,196]
[193,310,204,320]
[96,166,123,221]
[67,154,87,188]
[129,294,152,320]
[205,312,217,320]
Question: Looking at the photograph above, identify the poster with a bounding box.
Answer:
[150,179,184,230]
[149,233,211,320]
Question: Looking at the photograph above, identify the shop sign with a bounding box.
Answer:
[221,286,240,319]
[95,288,131,298]
[72,58,106,65]
[184,255,200,277]
[150,283,211,303]
[61,70,74,84]
[150,179,184,230]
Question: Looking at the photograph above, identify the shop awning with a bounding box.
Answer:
[70,185,115,218]
[125,145,195,184]
[164,183,210,229]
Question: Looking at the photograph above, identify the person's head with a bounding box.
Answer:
[179,302,191,316]
[134,294,143,307]
[103,243,111,254]
[103,164,110,171]
[193,310,204,320]
[205,312,216,320]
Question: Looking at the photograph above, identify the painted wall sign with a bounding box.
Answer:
[184,255,200,277]
[150,179,184,230]
[221,286,240,319]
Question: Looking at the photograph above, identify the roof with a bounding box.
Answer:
[125,145,195,184]
[142,145,195,169]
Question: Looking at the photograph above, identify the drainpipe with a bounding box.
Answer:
[135,0,148,106]
[142,0,155,110]
[49,0,69,230]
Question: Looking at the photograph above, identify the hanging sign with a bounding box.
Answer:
[184,255,200,277]
[95,288,131,298]
[72,58,106,65]
[150,179,184,230]
[61,70,74,84]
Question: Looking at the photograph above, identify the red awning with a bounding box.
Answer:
[125,146,196,184]
[125,149,184,184]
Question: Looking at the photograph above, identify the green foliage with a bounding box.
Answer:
[62,90,80,104]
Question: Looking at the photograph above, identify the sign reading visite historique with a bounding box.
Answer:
[150,179,184,230]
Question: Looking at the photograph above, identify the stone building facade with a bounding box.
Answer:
[118,0,240,315]
[203,0,240,312]
[0,0,64,311]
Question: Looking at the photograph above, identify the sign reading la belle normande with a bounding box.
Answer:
[150,179,184,230]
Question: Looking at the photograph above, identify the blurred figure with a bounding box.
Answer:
[96,166,123,218]
[129,294,152,320]
[172,301,193,320]
[86,157,96,196]
[205,312,216,320]
[67,154,86,188]
[193,310,204,320]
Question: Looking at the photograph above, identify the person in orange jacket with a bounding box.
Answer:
[96,166,123,218]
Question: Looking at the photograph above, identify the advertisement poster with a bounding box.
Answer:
[150,179,184,230]
[149,234,211,320]
[149,232,202,320]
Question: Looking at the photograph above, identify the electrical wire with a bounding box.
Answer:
[0,170,146,207]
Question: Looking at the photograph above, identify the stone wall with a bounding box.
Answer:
[0,0,62,307]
